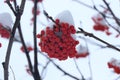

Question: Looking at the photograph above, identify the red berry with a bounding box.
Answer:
[37,19,79,60]
[20,46,33,53]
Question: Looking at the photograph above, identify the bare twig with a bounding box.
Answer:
[9,66,15,80]
[72,0,94,10]
[13,0,17,11]
[5,0,16,15]
[38,51,81,80]
[73,58,85,80]
[41,60,51,79]
[4,13,21,80]
[103,0,120,27]
[84,39,93,80]
[3,0,26,80]
[17,24,34,75]
[73,0,120,34]
[77,27,120,52]
[33,0,41,80]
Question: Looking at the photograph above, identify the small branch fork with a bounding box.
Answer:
[38,51,81,80]
[102,0,120,27]
[2,0,41,80]
[73,0,120,34]
[3,5,24,80]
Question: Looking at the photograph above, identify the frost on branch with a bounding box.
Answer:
[108,58,120,74]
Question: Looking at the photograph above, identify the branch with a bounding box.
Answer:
[38,51,81,80]
[72,0,94,10]
[77,28,120,52]
[20,0,26,15]
[13,0,17,11]
[73,0,120,34]
[3,0,26,80]
[6,0,16,15]
[73,58,85,80]
[41,60,51,79]
[17,24,34,75]
[4,12,21,80]
[33,0,41,80]
[103,0,120,27]
[9,66,15,80]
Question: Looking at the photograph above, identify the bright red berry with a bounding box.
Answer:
[37,19,79,60]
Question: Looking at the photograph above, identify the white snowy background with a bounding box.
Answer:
[0,0,120,80]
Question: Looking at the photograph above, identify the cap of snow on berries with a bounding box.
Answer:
[0,13,13,29]
[108,58,120,74]
[37,11,87,60]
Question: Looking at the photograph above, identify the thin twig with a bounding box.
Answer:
[38,50,81,80]
[77,27,120,52]
[9,66,15,80]
[84,39,93,80]
[17,24,34,75]
[3,0,26,80]
[73,0,120,34]
[41,60,51,79]
[4,13,21,80]
[43,10,62,29]
[6,0,16,15]
[13,0,17,11]
[73,58,85,80]
[103,0,120,27]
[20,0,26,15]
[72,0,94,10]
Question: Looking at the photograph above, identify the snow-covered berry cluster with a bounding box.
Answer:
[37,19,80,60]
[20,44,33,53]
[0,23,10,39]
[108,58,120,74]
[92,11,111,36]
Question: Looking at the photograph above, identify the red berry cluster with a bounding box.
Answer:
[37,19,79,60]
[75,52,89,58]
[108,58,120,74]
[0,24,10,38]
[32,7,40,15]
[20,45,33,53]
[31,6,40,23]
[93,24,109,31]
[92,14,112,36]
[93,24,111,35]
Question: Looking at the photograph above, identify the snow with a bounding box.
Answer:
[0,0,120,80]
[0,13,13,29]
